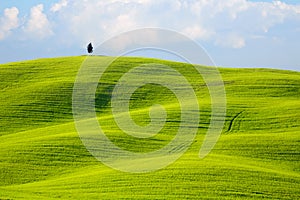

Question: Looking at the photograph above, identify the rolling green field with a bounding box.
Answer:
[0,56,299,199]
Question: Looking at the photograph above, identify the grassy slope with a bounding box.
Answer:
[0,56,299,199]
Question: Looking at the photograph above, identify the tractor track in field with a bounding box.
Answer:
[227,111,244,132]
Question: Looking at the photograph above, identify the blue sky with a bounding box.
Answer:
[0,0,299,71]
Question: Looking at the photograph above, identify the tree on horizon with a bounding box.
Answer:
[87,43,93,54]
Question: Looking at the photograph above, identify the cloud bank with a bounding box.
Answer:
[0,0,299,47]
[0,0,299,70]
[44,0,300,48]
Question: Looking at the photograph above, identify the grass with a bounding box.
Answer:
[0,56,299,199]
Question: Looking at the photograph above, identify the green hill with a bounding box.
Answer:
[0,56,299,199]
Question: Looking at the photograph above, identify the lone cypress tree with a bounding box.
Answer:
[87,43,93,54]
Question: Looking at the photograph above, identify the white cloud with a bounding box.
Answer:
[0,7,19,40]
[51,0,68,12]
[24,4,53,39]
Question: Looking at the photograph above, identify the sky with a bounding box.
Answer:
[0,0,299,71]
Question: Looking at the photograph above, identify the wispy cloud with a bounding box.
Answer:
[50,0,68,12]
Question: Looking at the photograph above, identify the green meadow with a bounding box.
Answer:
[0,56,299,199]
